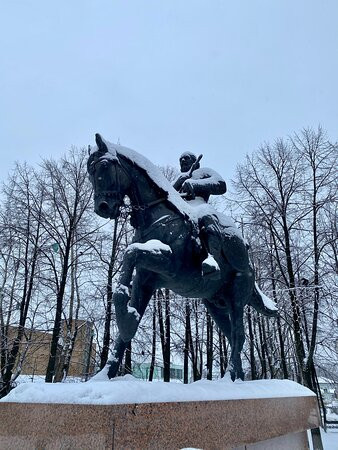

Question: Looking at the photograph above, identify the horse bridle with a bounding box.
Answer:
[90,152,167,212]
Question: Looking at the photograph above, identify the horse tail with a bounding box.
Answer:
[248,283,278,317]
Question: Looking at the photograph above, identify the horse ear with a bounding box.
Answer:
[95,133,108,153]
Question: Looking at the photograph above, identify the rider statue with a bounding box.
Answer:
[173,152,227,280]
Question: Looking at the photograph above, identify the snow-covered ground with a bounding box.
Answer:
[321,429,338,450]
[13,374,83,385]
[308,428,338,450]
[1,373,315,405]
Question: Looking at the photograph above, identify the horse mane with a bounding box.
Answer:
[94,138,189,219]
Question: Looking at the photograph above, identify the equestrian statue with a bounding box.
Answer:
[87,134,278,381]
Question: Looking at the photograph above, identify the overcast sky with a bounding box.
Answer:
[1,0,337,184]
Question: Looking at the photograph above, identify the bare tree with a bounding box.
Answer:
[0,164,46,397]
[232,126,337,441]
[38,148,95,382]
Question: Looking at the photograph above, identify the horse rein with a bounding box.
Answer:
[90,150,168,216]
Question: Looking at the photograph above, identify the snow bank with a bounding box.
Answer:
[1,375,315,405]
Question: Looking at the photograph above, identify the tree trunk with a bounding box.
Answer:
[194,300,202,381]
[218,330,225,378]
[184,299,191,384]
[84,329,94,381]
[269,233,288,379]
[148,295,157,382]
[124,341,132,375]
[221,333,228,376]
[100,219,118,369]
[247,307,257,380]
[206,312,213,380]
[163,289,171,382]
[45,228,73,383]
[262,318,275,378]
[157,289,171,382]
[277,316,288,379]
[257,317,267,378]
[281,218,306,378]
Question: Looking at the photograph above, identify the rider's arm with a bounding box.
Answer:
[183,168,227,197]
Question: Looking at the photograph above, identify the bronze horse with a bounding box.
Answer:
[88,134,277,381]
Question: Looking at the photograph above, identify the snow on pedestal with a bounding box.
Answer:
[1,375,315,405]
[0,376,320,449]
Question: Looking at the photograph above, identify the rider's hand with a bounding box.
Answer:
[181,180,195,200]
[173,174,191,191]
[178,174,190,183]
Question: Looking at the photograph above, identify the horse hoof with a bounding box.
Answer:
[107,361,119,379]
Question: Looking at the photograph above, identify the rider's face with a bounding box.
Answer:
[180,155,195,173]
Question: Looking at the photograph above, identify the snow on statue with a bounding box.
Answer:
[87,133,278,382]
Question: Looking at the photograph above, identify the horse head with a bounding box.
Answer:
[87,133,131,219]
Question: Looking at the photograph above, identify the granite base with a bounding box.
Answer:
[0,395,320,449]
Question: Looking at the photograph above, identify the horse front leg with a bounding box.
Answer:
[114,239,172,342]
[107,336,128,379]
[107,272,154,379]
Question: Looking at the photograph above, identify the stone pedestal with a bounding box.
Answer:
[0,395,319,449]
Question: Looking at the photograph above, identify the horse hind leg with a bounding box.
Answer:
[203,299,232,343]
[203,298,234,380]
[229,271,253,381]
[229,306,245,381]
[204,298,244,381]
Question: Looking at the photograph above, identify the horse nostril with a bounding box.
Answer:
[98,201,109,213]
